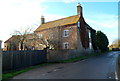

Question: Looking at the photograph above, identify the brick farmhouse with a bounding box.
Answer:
[34,3,96,51]
[4,3,96,53]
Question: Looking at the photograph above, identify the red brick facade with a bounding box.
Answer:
[79,17,89,49]
[34,3,92,50]
[4,3,94,51]
[34,23,78,49]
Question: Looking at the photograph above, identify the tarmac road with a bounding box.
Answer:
[12,51,120,79]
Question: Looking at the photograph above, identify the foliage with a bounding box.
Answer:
[96,31,109,51]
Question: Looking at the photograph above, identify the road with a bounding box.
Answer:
[12,51,120,79]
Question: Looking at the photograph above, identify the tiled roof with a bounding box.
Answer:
[4,34,34,43]
[4,35,18,43]
[35,15,80,32]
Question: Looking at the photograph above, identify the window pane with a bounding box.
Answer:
[63,30,69,37]
[63,42,69,49]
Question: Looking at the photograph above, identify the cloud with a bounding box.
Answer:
[62,0,75,3]
[0,1,118,48]
[86,14,118,29]
[43,14,66,22]
[0,0,68,48]
[85,14,118,45]
[0,0,47,47]
[62,0,119,2]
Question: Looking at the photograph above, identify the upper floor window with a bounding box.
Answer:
[63,42,69,49]
[89,42,92,49]
[88,30,91,38]
[77,21,80,27]
[63,30,69,37]
[38,34,43,38]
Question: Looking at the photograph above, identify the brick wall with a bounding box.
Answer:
[47,48,93,62]
[79,17,89,49]
[60,24,78,49]
[35,27,60,49]
[35,24,78,50]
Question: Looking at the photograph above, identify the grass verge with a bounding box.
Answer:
[59,51,102,63]
[2,51,104,80]
[2,63,54,80]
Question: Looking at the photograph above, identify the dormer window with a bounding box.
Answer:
[77,21,80,27]
[63,30,69,37]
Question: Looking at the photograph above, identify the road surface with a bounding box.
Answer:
[12,51,120,79]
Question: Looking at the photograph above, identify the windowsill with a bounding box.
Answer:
[63,36,69,37]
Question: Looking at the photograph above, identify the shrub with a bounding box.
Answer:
[96,31,109,52]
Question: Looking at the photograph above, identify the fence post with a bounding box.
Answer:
[0,40,2,80]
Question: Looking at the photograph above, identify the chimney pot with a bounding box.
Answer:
[41,16,45,25]
[77,2,82,16]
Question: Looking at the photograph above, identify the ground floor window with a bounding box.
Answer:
[63,42,69,49]
[89,42,92,49]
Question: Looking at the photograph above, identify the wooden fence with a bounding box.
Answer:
[2,50,47,73]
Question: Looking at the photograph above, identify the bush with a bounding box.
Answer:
[91,30,97,50]
[96,31,109,52]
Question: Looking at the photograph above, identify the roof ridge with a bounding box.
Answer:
[43,15,78,25]
[35,14,80,31]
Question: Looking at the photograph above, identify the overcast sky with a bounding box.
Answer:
[0,0,119,48]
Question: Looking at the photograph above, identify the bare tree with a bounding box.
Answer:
[11,26,61,50]
[11,27,35,50]
[37,29,61,50]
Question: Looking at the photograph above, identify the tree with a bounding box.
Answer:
[91,30,97,50]
[11,26,62,50]
[37,30,61,50]
[12,27,53,50]
[96,31,109,51]
[12,28,37,50]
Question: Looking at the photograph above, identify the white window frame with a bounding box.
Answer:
[63,42,69,49]
[38,34,43,38]
[63,30,69,37]
[77,21,80,27]
[89,42,92,49]
[88,30,92,49]
[88,30,91,42]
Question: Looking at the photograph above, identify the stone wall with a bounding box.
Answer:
[47,48,94,62]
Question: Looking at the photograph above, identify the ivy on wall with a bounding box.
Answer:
[91,30,97,51]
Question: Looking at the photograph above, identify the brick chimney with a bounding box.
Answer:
[41,16,45,25]
[77,3,82,16]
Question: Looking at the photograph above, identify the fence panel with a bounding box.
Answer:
[2,51,12,72]
[2,50,47,73]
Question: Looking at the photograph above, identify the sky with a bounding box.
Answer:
[0,0,119,48]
